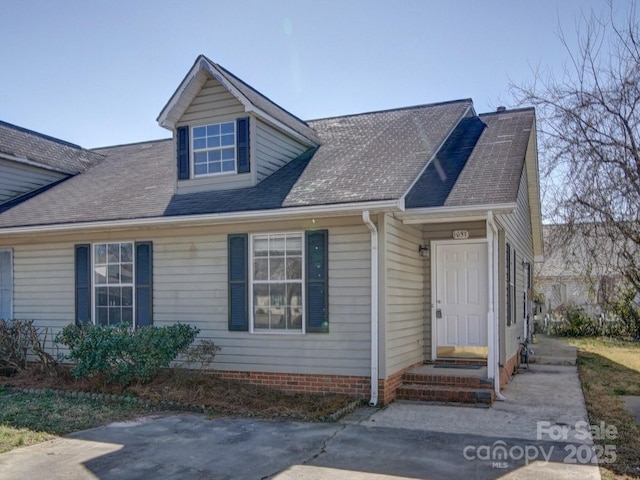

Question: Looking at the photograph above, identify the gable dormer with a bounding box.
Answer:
[157,56,319,194]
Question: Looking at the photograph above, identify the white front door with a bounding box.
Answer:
[434,242,488,358]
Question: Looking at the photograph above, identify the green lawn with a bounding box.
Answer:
[0,387,154,454]
[568,337,640,479]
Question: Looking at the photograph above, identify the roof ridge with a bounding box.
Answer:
[207,56,311,128]
[479,106,535,117]
[0,119,83,149]
[91,137,172,151]
[306,99,474,123]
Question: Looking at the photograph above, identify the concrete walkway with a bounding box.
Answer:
[0,336,601,480]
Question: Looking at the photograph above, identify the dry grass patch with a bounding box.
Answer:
[568,338,640,479]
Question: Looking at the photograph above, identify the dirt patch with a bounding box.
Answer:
[0,367,356,421]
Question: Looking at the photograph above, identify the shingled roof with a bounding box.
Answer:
[0,100,480,227]
[0,120,104,174]
[405,108,535,208]
[0,103,536,229]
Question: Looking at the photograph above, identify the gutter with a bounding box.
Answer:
[362,210,379,406]
[0,199,400,237]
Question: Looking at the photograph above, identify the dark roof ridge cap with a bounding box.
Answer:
[203,55,312,128]
[0,120,84,150]
[91,137,172,151]
[306,99,474,123]
[479,106,535,117]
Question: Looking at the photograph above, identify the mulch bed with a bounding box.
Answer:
[0,367,358,421]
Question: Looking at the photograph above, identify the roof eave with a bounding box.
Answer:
[0,152,77,175]
[397,202,517,224]
[0,199,401,237]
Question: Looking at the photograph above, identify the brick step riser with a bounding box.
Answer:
[396,386,494,405]
[402,374,493,389]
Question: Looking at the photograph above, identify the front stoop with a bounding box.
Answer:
[396,366,495,406]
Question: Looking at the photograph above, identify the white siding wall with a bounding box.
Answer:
[422,221,487,359]
[383,214,424,376]
[255,119,308,182]
[12,243,75,355]
[0,158,66,204]
[2,216,372,377]
[496,168,534,361]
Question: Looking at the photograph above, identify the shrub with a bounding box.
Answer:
[550,306,601,337]
[182,339,221,371]
[607,288,640,339]
[55,323,199,385]
[0,319,57,374]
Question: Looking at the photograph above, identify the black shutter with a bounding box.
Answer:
[177,126,190,180]
[228,234,249,331]
[306,230,329,333]
[75,244,91,326]
[236,117,250,173]
[135,241,153,328]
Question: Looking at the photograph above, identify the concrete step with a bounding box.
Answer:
[396,383,494,406]
[433,358,487,366]
[402,372,493,389]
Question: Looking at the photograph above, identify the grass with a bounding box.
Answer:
[0,368,355,454]
[0,386,154,453]
[567,337,640,479]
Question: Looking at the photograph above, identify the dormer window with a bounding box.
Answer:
[193,121,236,176]
[176,117,250,181]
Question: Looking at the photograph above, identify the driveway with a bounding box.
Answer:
[0,337,601,479]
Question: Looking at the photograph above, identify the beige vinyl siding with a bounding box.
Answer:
[154,220,371,376]
[255,119,308,182]
[178,77,245,125]
[3,216,372,377]
[12,243,75,342]
[422,220,487,359]
[496,167,534,361]
[383,214,424,376]
[0,158,67,204]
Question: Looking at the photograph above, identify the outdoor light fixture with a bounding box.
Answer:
[418,245,429,258]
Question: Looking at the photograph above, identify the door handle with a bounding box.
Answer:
[436,309,442,319]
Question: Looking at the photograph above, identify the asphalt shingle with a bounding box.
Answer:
[0,120,104,174]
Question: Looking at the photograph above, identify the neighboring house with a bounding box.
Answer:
[536,224,624,319]
[0,55,543,404]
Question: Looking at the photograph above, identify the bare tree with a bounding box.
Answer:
[512,1,640,295]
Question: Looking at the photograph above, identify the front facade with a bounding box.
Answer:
[0,56,543,403]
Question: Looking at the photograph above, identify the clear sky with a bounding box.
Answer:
[0,0,632,148]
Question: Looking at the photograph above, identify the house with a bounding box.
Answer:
[0,55,543,404]
[536,224,624,321]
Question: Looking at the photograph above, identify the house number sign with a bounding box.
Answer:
[452,230,469,240]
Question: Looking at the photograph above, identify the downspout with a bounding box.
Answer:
[487,211,506,401]
[362,211,379,406]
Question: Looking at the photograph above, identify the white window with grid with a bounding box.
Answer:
[192,122,236,176]
[93,242,134,327]
[250,233,304,332]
